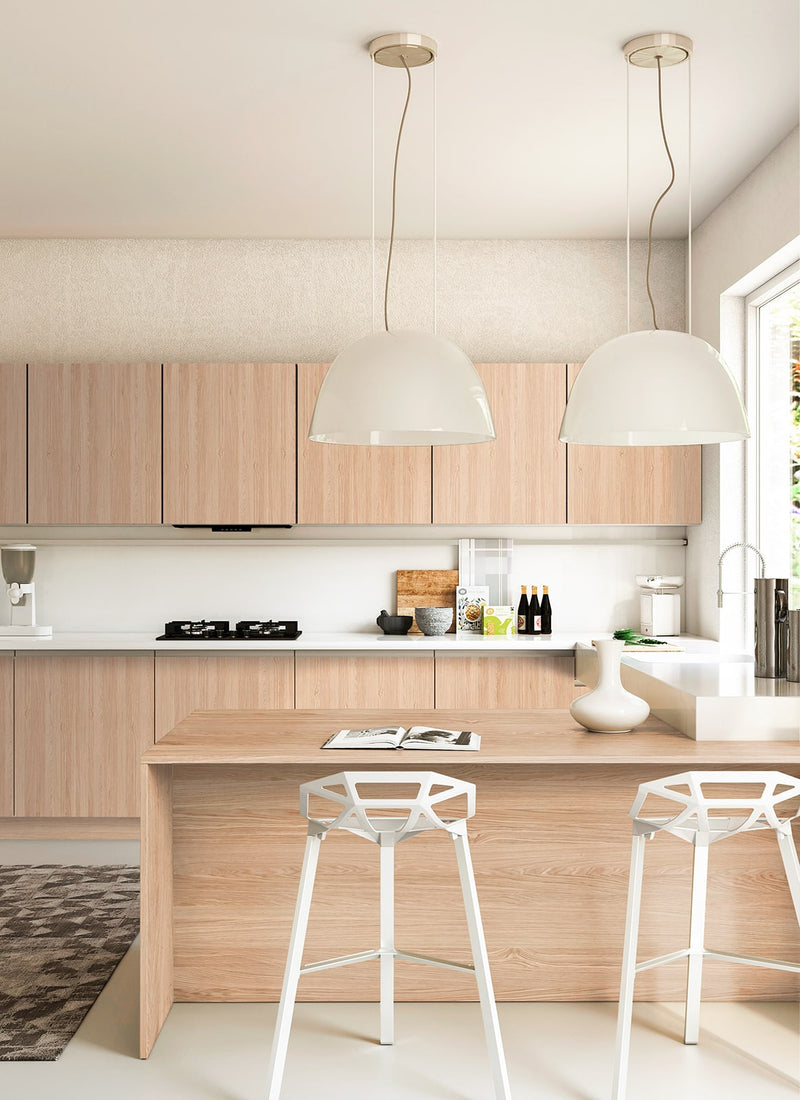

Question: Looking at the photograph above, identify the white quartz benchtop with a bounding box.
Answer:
[574,639,800,740]
[1,630,592,653]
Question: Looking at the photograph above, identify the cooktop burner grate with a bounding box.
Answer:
[157,619,301,641]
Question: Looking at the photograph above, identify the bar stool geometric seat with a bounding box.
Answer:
[266,770,512,1100]
[613,770,800,1100]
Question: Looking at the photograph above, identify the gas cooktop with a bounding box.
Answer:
[157,619,301,641]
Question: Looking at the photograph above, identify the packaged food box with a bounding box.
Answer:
[456,586,489,633]
[482,606,515,635]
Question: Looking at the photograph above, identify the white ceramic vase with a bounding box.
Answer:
[570,638,650,733]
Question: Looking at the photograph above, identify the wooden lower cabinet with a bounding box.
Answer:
[0,657,12,815]
[155,654,295,740]
[14,655,155,817]
[434,654,578,708]
[295,653,435,709]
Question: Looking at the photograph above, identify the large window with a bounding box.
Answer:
[746,263,800,603]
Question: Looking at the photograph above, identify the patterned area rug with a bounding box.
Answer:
[0,864,140,1060]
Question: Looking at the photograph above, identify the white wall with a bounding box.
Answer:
[688,128,800,643]
[0,238,683,363]
[13,534,684,636]
[0,237,687,635]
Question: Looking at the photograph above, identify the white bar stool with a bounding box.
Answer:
[266,770,512,1100]
[613,770,800,1100]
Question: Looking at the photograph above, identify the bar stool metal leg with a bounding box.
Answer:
[612,830,647,1100]
[451,822,512,1100]
[684,838,709,1044]
[776,823,800,923]
[266,829,323,1100]
[379,837,395,1046]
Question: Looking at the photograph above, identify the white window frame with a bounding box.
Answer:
[744,259,800,585]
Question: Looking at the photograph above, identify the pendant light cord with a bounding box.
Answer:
[645,55,676,330]
[384,56,412,332]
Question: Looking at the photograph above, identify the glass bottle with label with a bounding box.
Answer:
[528,586,541,635]
[517,586,529,634]
[540,586,552,635]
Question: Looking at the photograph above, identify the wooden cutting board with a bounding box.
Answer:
[397,569,459,634]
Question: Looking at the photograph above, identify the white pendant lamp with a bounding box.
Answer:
[309,33,495,446]
[559,33,750,446]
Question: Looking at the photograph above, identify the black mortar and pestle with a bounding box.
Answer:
[376,610,413,635]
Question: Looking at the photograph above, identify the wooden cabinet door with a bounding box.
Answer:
[295,653,434,708]
[163,363,295,525]
[155,653,294,740]
[566,363,702,524]
[0,364,26,523]
[15,655,155,817]
[432,363,567,523]
[28,363,161,523]
[0,657,12,816]
[297,363,432,524]
[434,654,578,708]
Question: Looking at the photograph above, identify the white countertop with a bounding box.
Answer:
[0,630,588,653]
[621,649,800,698]
[573,640,800,740]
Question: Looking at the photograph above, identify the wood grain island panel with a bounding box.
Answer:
[140,709,800,1055]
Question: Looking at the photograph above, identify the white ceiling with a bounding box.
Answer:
[3,0,798,239]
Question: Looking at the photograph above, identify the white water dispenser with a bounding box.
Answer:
[637,575,683,637]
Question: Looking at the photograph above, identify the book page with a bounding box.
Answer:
[322,726,407,749]
[401,727,480,750]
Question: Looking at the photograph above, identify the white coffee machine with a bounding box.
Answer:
[637,574,683,637]
[0,544,52,637]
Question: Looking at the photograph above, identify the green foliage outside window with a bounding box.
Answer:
[790,289,800,606]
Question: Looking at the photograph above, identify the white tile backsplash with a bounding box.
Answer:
[15,536,686,636]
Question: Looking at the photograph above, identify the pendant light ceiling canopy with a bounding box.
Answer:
[558,32,750,447]
[308,33,496,447]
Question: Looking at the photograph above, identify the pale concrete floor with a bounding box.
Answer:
[0,937,797,1100]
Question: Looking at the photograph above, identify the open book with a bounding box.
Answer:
[321,725,480,751]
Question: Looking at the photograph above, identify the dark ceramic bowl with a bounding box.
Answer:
[376,611,413,635]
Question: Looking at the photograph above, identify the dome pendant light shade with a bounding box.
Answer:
[558,329,750,445]
[560,32,750,447]
[309,32,495,447]
[309,330,496,445]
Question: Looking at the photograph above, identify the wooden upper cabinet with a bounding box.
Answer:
[28,363,161,524]
[566,363,702,525]
[297,363,432,524]
[0,364,26,524]
[163,363,295,525]
[432,363,567,524]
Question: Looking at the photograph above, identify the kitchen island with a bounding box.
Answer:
[140,708,800,1057]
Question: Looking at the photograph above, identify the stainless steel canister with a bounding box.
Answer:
[787,609,800,682]
[754,578,788,678]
